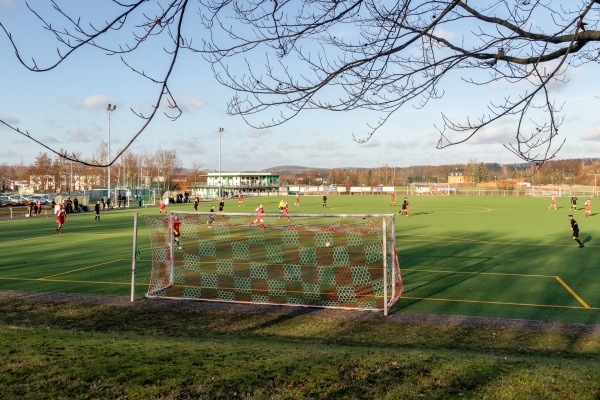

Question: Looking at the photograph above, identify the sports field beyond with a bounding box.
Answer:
[0,194,598,325]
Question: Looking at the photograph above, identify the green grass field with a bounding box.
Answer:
[1,195,599,399]
[1,194,598,324]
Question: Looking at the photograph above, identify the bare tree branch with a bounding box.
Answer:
[2,0,600,166]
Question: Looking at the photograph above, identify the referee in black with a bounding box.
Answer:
[568,215,584,248]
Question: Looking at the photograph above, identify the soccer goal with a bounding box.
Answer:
[144,211,403,315]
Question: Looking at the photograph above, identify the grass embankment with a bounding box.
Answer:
[1,297,599,399]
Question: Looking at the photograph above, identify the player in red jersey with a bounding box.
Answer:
[159,199,166,214]
[390,192,396,206]
[238,192,244,206]
[56,205,66,233]
[549,194,557,209]
[279,201,290,222]
[250,204,265,228]
[585,199,591,217]
[295,193,299,206]
[173,216,182,249]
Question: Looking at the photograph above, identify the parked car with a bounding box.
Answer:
[8,195,27,206]
[0,194,12,206]
[29,195,48,205]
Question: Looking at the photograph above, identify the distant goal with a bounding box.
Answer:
[144,211,403,315]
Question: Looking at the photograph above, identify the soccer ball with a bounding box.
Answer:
[325,242,331,247]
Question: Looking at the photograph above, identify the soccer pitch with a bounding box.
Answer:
[0,194,598,324]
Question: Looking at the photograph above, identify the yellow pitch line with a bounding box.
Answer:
[398,234,588,248]
[401,296,599,310]
[402,268,555,279]
[555,276,590,309]
[39,260,127,279]
[0,277,147,286]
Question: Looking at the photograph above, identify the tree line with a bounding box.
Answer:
[278,159,600,188]
[0,147,183,194]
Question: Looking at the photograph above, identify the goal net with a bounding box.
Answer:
[144,211,402,314]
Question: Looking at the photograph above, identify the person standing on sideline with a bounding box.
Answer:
[159,199,166,214]
[549,194,557,210]
[568,215,585,248]
[250,204,265,228]
[94,201,101,222]
[570,196,578,211]
[322,195,327,207]
[295,192,300,206]
[173,216,182,249]
[585,199,591,217]
[219,198,225,212]
[390,192,396,206]
[207,205,215,228]
[193,197,199,212]
[56,205,66,233]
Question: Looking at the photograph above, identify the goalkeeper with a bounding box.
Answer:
[173,216,182,250]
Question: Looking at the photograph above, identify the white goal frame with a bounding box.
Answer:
[145,211,402,315]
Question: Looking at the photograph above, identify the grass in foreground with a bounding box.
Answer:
[0,297,599,399]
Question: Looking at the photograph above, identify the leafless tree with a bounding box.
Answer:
[2,0,600,167]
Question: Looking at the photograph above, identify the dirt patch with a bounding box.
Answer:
[1,290,599,337]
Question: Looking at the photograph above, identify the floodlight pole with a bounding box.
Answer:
[218,127,224,199]
[107,104,117,204]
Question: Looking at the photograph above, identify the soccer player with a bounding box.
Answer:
[568,215,584,248]
[56,205,66,233]
[219,199,225,212]
[585,199,591,217]
[238,192,244,206]
[193,197,199,212]
[570,196,577,211]
[278,198,285,212]
[400,197,409,216]
[322,195,327,207]
[207,205,215,228]
[159,199,166,214]
[549,194,556,210]
[250,203,265,228]
[295,193,299,206]
[94,201,101,222]
[279,201,290,221]
[390,192,396,206]
[173,216,182,249]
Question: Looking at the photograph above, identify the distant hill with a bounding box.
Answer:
[262,166,327,173]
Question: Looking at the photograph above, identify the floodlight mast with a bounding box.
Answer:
[218,127,224,199]
[107,104,117,205]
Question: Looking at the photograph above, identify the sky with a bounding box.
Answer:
[1,0,600,173]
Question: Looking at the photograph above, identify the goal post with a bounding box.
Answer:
[144,211,403,315]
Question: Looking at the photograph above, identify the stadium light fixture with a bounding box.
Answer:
[107,104,117,204]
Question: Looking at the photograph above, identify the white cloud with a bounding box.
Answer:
[65,128,94,143]
[357,139,381,148]
[582,127,600,141]
[82,95,113,110]
[0,0,16,11]
[184,95,205,110]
